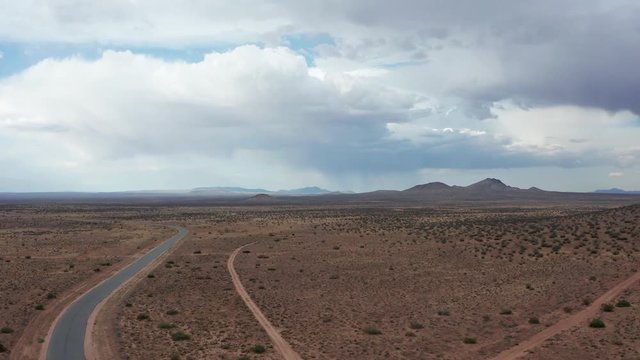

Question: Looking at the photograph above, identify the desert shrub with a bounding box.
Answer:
[35,304,45,310]
[0,327,13,334]
[500,309,513,315]
[166,309,179,315]
[363,326,382,335]
[528,317,540,324]
[158,322,176,329]
[601,303,614,312]
[409,321,424,329]
[437,309,450,316]
[46,292,57,299]
[563,306,573,313]
[250,344,266,354]
[37,337,45,343]
[582,298,592,306]
[463,337,477,344]
[136,313,149,320]
[405,331,416,337]
[589,318,605,328]
[616,299,631,308]
[171,332,191,341]
[170,353,180,360]
[238,356,250,360]
[0,343,7,353]
[147,273,155,278]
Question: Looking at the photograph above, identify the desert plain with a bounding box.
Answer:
[2,197,640,360]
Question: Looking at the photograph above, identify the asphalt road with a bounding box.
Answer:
[47,226,188,360]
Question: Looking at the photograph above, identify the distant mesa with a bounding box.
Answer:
[189,186,330,196]
[276,186,331,195]
[595,188,640,194]
[249,194,272,200]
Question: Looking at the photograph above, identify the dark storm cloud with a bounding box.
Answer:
[287,0,640,114]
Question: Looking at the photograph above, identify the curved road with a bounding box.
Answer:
[47,226,188,360]
[228,242,302,360]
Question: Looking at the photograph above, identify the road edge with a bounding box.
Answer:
[84,225,189,360]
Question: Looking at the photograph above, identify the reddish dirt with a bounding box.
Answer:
[0,206,172,360]
[228,242,302,360]
[491,268,640,360]
[87,226,188,360]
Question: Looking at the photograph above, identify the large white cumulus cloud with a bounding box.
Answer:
[0,46,424,190]
[2,0,640,191]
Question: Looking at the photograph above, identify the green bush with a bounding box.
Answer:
[0,327,13,334]
[363,326,382,335]
[616,299,631,308]
[601,303,614,312]
[409,321,424,329]
[589,318,605,328]
[158,322,176,329]
[250,344,266,354]
[463,337,477,344]
[171,332,191,341]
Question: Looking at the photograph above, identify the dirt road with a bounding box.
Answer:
[228,242,302,360]
[491,269,640,360]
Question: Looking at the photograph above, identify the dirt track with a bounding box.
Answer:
[491,268,640,360]
[227,242,302,360]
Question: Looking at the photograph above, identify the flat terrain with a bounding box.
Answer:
[2,201,640,359]
[232,205,640,359]
[0,205,173,359]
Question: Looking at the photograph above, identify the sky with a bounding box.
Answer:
[1,0,640,192]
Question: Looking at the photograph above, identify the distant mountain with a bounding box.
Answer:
[189,186,331,196]
[244,193,275,202]
[464,178,517,193]
[404,182,451,192]
[3,178,640,205]
[276,186,331,195]
[191,186,269,194]
[595,188,640,195]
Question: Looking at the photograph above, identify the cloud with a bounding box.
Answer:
[2,1,640,191]
[2,46,619,191]
[609,172,624,177]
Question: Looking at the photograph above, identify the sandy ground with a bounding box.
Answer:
[228,242,302,360]
[3,203,640,360]
[0,205,173,359]
[519,280,640,360]
[111,210,293,360]
[232,205,640,359]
